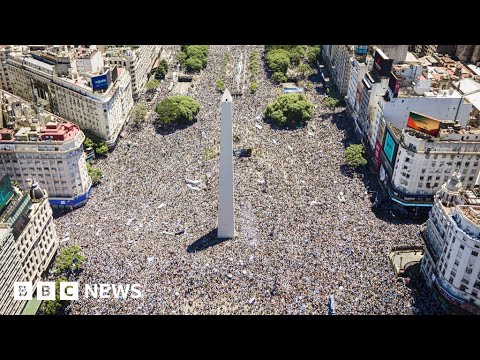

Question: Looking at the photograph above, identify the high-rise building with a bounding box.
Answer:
[103,45,162,98]
[0,89,92,209]
[0,175,58,315]
[4,45,133,147]
[421,172,480,314]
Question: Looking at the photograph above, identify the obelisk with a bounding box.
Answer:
[218,89,235,239]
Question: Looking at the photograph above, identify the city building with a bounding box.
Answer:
[375,118,480,214]
[0,89,91,209]
[376,45,409,64]
[103,45,162,98]
[421,172,480,314]
[0,46,28,93]
[0,175,58,315]
[411,45,457,58]
[455,45,480,64]
[345,47,372,133]
[322,45,355,96]
[4,45,133,147]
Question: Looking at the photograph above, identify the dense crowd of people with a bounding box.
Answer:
[53,45,443,314]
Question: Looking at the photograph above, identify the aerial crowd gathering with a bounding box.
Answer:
[53,45,443,314]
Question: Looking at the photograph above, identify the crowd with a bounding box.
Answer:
[53,45,443,315]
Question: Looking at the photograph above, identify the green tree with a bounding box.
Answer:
[216,79,225,92]
[155,60,168,80]
[87,162,103,184]
[297,63,313,80]
[83,137,94,149]
[155,95,200,128]
[131,103,148,125]
[264,93,313,128]
[95,143,108,156]
[39,276,69,315]
[345,144,368,169]
[250,82,258,93]
[266,49,291,75]
[307,45,321,63]
[53,245,86,276]
[185,56,204,73]
[289,46,306,66]
[177,51,187,65]
[83,131,108,157]
[271,72,287,83]
[145,79,160,92]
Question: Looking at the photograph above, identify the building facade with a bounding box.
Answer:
[322,45,354,96]
[4,46,133,147]
[0,89,91,209]
[0,176,58,315]
[421,172,480,314]
[103,45,162,98]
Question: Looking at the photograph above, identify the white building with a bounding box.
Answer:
[322,45,353,96]
[421,172,480,314]
[0,176,58,315]
[4,46,133,147]
[103,45,162,97]
[390,125,480,198]
[0,46,28,93]
[0,89,91,209]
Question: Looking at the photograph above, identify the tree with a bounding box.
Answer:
[95,143,108,156]
[265,49,290,75]
[216,79,225,92]
[155,59,168,80]
[39,276,69,315]
[271,72,287,83]
[250,82,258,93]
[289,46,306,66]
[297,63,313,80]
[87,163,103,185]
[185,56,204,73]
[264,93,313,128]
[345,144,368,169]
[177,51,187,65]
[145,79,160,92]
[53,245,86,277]
[131,103,148,125]
[155,95,200,128]
[307,45,321,63]
[83,131,108,157]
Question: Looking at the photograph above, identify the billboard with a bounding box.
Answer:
[354,45,368,55]
[388,72,401,97]
[383,127,398,165]
[407,111,441,136]
[374,140,382,171]
[0,175,14,213]
[91,74,109,91]
[374,50,394,77]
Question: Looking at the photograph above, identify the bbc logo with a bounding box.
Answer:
[14,282,79,301]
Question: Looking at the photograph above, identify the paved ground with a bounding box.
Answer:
[53,45,442,315]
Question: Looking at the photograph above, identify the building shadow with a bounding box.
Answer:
[186,228,230,253]
[403,263,445,315]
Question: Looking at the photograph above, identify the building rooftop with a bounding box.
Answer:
[458,205,480,226]
[455,78,480,96]
[466,91,480,111]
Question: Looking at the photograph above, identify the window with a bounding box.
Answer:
[460,244,465,250]
[472,251,478,257]
[460,284,467,291]
[466,267,473,274]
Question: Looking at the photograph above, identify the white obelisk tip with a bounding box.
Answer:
[222,88,232,103]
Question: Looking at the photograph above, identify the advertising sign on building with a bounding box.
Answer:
[91,74,109,91]
[374,140,382,170]
[382,126,398,165]
[407,111,441,136]
[388,72,401,97]
[0,175,14,213]
[373,50,394,77]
